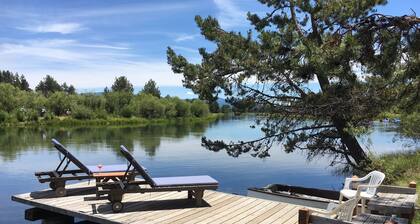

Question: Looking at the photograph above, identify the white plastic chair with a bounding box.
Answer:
[339,170,385,213]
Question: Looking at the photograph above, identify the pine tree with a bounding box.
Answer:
[142,79,161,98]
[167,0,420,170]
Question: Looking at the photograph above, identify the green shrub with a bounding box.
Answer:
[80,94,106,111]
[174,98,190,117]
[95,109,108,119]
[26,109,39,121]
[132,95,165,118]
[162,99,177,118]
[120,106,133,118]
[190,100,210,117]
[0,111,7,123]
[47,92,75,116]
[16,108,26,122]
[0,84,20,112]
[105,91,132,114]
[71,105,94,120]
[43,112,55,120]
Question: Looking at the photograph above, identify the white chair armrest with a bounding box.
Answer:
[357,184,381,190]
[344,177,362,189]
[311,209,334,216]
[343,178,353,189]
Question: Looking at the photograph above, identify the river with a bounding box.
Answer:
[0,116,417,223]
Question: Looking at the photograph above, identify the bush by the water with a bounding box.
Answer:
[0,81,212,125]
[190,100,210,117]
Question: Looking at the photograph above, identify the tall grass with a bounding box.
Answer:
[370,150,420,223]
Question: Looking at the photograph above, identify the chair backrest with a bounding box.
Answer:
[331,197,359,221]
[120,145,156,187]
[51,138,90,174]
[366,171,385,195]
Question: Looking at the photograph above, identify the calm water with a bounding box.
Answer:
[0,116,418,223]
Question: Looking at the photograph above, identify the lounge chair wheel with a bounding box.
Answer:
[112,202,123,213]
[49,182,57,190]
[55,187,67,197]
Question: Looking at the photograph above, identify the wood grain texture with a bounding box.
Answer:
[12,181,303,224]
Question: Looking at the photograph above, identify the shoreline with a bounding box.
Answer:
[0,113,225,128]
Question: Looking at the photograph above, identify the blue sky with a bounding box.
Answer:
[0,0,419,96]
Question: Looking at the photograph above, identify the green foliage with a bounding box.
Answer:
[120,106,134,118]
[0,111,7,123]
[174,97,190,117]
[142,79,161,98]
[368,151,420,185]
[79,94,106,111]
[368,151,420,223]
[15,108,39,122]
[0,84,19,112]
[35,75,63,96]
[190,100,210,117]
[0,70,30,91]
[61,82,76,94]
[0,74,213,125]
[131,94,165,118]
[400,112,420,138]
[111,76,134,93]
[162,98,177,118]
[47,92,75,116]
[71,105,94,120]
[105,91,132,115]
[167,0,420,169]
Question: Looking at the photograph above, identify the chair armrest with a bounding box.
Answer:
[357,184,381,190]
[311,209,334,216]
[344,177,361,189]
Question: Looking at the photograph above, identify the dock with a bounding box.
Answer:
[12,182,303,224]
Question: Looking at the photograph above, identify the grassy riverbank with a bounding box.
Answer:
[0,113,224,127]
[370,150,420,223]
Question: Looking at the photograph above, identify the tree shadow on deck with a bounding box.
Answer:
[93,198,211,214]
[29,187,96,199]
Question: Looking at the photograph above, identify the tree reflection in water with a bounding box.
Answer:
[0,119,215,161]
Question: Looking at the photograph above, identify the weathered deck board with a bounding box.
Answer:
[367,191,418,217]
[12,182,303,224]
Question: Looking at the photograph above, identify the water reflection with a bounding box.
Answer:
[0,120,212,161]
[0,117,418,223]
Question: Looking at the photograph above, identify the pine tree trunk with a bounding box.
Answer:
[333,118,369,166]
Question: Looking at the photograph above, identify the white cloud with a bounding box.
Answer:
[0,39,182,88]
[18,23,84,34]
[213,0,247,29]
[186,91,194,95]
[174,34,198,42]
[0,39,130,62]
[71,2,191,18]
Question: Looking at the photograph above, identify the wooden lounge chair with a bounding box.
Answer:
[339,171,385,213]
[96,145,219,212]
[35,139,137,197]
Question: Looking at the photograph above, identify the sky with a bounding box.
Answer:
[0,0,419,96]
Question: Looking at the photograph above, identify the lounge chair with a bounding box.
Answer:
[339,170,385,213]
[35,139,138,197]
[96,145,219,212]
[298,190,408,224]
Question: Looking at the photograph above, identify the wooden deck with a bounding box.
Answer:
[368,186,418,217]
[12,182,303,224]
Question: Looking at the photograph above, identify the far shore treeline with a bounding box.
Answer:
[0,70,229,126]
